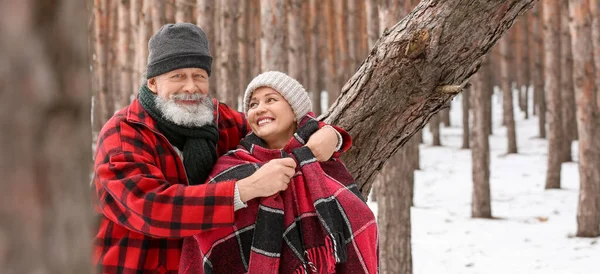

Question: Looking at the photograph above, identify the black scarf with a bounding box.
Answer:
[138,85,219,185]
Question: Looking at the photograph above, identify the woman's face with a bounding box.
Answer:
[247,87,297,149]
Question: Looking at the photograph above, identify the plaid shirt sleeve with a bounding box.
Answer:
[95,121,236,239]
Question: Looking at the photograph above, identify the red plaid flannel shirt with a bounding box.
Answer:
[93,98,351,273]
[93,98,247,273]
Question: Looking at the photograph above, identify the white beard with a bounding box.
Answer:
[155,93,214,127]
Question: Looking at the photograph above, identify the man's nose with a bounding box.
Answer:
[183,78,199,94]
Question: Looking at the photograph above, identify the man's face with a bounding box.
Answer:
[147,68,214,127]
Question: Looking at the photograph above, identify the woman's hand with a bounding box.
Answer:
[306,126,339,162]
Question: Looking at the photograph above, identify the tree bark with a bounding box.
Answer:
[139,0,152,84]
[544,0,563,190]
[0,0,93,272]
[462,89,471,149]
[530,3,546,138]
[288,0,307,85]
[569,0,600,238]
[260,0,287,72]
[118,0,132,109]
[500,35,518,154]
[560,0,576,162]
[151,0,165,33]
[218,0,239,108]
[441,107,451,127]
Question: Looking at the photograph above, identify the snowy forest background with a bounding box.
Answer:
[0,0,599,273]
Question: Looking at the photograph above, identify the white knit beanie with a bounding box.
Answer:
[243,71,312,122]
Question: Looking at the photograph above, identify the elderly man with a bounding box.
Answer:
[93,23,350,273]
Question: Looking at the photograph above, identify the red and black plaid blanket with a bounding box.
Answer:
[180,115,378,274]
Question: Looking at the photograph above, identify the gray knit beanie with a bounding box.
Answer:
[146,23,212,78]
[243,71,312,123]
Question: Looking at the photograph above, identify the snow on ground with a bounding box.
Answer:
[367,90,599,274]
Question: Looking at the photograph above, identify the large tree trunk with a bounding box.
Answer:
[0,0,93,272]
[530,3,546,138]
[260,0,287,71]
[500,35,518,154]
[323,0,537,198]
[560,0,576,162]
[544,0,564,190]
[218,0,239,108]
[569,0,600,238]
[288,0,307,85]
[118,0,132,109]
[471,58,492,219]
[462,89,470,149]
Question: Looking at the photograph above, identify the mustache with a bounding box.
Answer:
[169,93,209,102]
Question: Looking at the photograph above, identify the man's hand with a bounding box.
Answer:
[236,158,297,202]
[306,126,339,162]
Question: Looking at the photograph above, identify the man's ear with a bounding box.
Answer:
[147,77,158,94]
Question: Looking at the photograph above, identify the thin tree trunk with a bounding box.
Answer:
[462,89,471,149]
[139,0,152,83]
[560,0,576,162]
[377,150,413,274]
[325,0,340,106]
[376,1,414,272]
[347,0,358,74]
[520,18,530,119]
[544,0,563,190]
[196,0,217,97]
[441,107,451,127]
[484,59,494,135]
[218,0,239,108]
[531,3,546,138]
[118,0,132,109]
[288,0,307,85]
[151,0,165,33]
[108,0,119,106]
[366,0,379,49]
[130,0,140,92]
[515,20,526,114]
[569,0,600,238]
[175,0,192,23]
[500,36,518,154]
[430,113,441,146]
[165,0,176,23]
[471,59,492,219]
[334,0,349,88]
[591,0,600,108]
[94,0,113,126]
[260,0,287,71]
[0,0,93,272]
[308,0,322,116]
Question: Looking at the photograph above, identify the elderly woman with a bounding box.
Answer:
[180,71,378,274]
